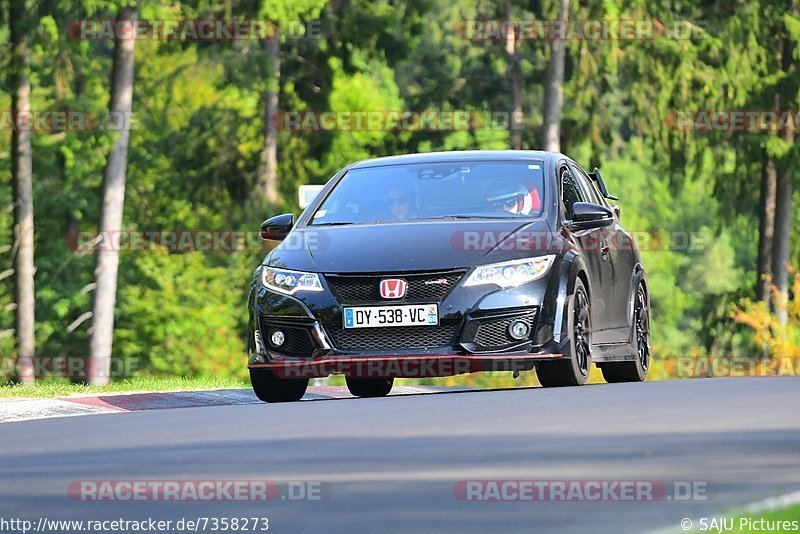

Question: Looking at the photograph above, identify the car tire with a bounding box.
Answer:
[537,277,592,387]
[250,369,308,403]
[601,282,650,383]
[345,377,394,398]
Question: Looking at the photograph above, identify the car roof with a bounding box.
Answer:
[349,150,562,169]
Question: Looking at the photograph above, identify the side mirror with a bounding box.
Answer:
[570,202,614,229]
[260,213,295,241]
[588,167,619,201]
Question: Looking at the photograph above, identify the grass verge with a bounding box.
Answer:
[687,502,800,533]
[0,376,250,400]
[725,503,800,533]
[0,356,684,399]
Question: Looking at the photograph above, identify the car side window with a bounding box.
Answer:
[561,166,585,219]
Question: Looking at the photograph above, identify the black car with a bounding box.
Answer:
[247,150,651,402]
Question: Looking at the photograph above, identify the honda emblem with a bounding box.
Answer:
[380,279,407,299]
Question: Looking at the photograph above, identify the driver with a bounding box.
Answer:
[487,181,535,214]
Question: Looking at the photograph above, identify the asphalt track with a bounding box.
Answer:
[1,376,799,533]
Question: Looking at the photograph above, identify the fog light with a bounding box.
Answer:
[270,329,285,347]
[508,320,530,340]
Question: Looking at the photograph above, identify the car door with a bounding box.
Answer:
[559,163,615,343]
[571,162,634,343]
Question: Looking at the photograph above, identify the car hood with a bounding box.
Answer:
[263,219,559,273]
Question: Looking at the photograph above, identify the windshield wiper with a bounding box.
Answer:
[414,215,512,220]
[312,221,355,226]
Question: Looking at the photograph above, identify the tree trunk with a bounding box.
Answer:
[755,154,776,304]
[542,0,569,152]
[505,2,522,150]
[88,5,137,386]
[9,0,36,385]
[772,27,796,325]
[772,155,792,325]
[255,33,281,208]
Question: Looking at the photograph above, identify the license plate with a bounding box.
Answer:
[343,304,439,329]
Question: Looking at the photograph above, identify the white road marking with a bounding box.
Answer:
[0,385,465,423]
[0,398,123,422]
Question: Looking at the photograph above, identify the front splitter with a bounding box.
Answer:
[248,353,564,378]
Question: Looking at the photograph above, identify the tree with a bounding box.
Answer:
[773,138,793,325]
[254,31,280,208]
[771,12,798,324]
[542,0,569,152]
[542,0,568,152]
[505,1,522,149]
[253,0,327,209]
[0,0,797,384]
[751,1,799,321]
[88,4,137,385]
[756,155,776,304]
[9,0,36,385]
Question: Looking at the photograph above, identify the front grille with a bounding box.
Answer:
[260,319,317,357]
[325,271,464,304]
[325,324,459,351]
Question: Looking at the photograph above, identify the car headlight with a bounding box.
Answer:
[463,255,555,288]
[261,266,323,295]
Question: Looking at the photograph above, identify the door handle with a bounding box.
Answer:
[600,240,610,257]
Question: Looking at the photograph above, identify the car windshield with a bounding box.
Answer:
[310,161,545,225]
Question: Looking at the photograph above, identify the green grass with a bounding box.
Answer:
[0,368,602,399]
[0,370,546,400]
[0,355,723,400]
[0,376,250,399]
[687,503,800,533]
[726,503,800,533]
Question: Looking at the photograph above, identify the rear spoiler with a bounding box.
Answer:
[588,167,618,201]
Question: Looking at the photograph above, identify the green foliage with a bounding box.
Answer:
[1,0,798,383]
[115,252,251,380]
[733,269,800,359]
[599,140,746,357]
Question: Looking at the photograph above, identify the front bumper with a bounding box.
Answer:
[248,353,563,378]
[247,265,570,378]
